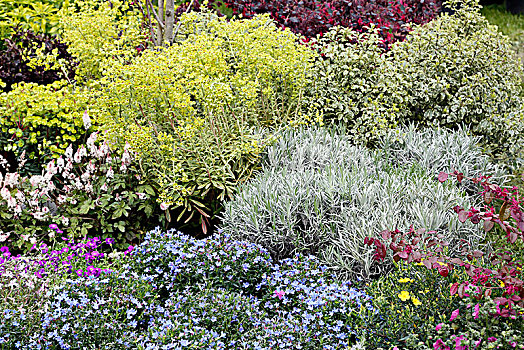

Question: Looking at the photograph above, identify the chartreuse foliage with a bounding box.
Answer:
[0,0,65,45]
[95,11,317,230]
[0,80,91,175]
[58,0,146,81]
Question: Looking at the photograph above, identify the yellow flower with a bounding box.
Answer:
[411,297,422,306]
[398,291,410,301]
[399,278,414,283]
[500,280,505,288]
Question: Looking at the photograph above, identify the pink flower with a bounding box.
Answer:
[436,323,443,331]
[473,304,480,320]
[488,337,497,343]
[454,335,467,350]
[434,339,450,350]
[450,309,460,321]
[274,290,285,300]
[474,339,482,348]
[160,202,169,211]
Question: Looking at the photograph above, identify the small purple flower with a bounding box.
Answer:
[49,224,58,230]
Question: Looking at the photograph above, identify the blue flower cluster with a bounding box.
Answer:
[0,228,373,349]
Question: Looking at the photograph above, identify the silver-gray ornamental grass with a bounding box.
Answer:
[221,126,505,280]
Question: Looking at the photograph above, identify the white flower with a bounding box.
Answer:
[106,167,114,179]
[46,160,57,175]
[4,173,19,187]
[65,145,73,159]
[160,202,169,211]
[56,157,64,169]
[0,232,9,242]
[30,175,43,188]
[19,151,27,168]
[100,183,108,192]
[29,237,36,245]
[98,143,110,159]
[1,187,11,200]
[15,190,25,202]
[73,150,82,163]
[136,192,147,200]
[7,196,16,208]
[81,170,91,182]
[82,111,92,130]
[61,216,69,226]
[32,212,45,220]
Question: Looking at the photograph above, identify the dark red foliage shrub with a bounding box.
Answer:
[0,28,76,93]
[365,172,524,318]
[217,0,442,46]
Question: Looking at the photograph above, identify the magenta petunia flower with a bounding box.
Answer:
[433,339,450,350]
[435,323,443,331]
[450,309,460,321]
[473,304,480,320]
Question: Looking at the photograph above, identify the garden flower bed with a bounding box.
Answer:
[0,0,523,348]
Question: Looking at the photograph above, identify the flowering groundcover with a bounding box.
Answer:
[0,228,373,349]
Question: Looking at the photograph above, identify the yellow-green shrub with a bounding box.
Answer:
[58,0,146,81]
[0,0,64,45]
[0,80,91,174]
[96,12,317,232]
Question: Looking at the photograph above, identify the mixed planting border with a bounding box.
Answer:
[0,0,523,348]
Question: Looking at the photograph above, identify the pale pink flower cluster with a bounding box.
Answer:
[0,132,140,243]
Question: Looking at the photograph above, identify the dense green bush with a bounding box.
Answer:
[389,0,523,160]
[362,260,463,349]
[308,26,401,144]
[0,0,64,45]
[310,0,524,159]
[221,126,502,279]
[96,11,318,232]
